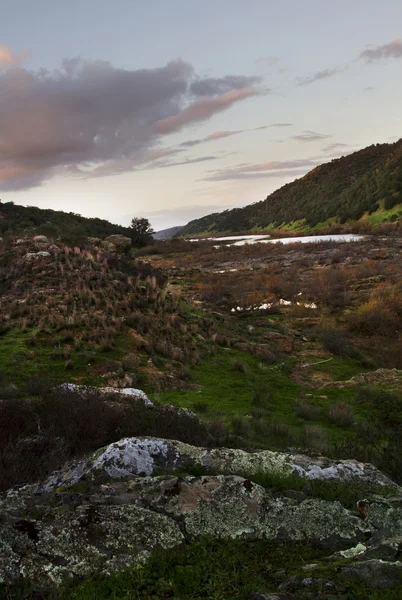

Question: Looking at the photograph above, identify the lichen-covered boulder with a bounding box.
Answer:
[25,251,51,261]
[39,437,401,494]
[1,471,402,587]
[33,235,49,243]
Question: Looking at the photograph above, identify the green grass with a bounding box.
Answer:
[0,328,139,387]
[154,348,300,422]
[363,201,402,225]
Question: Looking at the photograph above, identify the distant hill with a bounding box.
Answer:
[154,225,183,239]
[179,138,402,236]
[0,202,136,245]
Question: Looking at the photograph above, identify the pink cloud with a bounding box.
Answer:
[0,45,26,67]
[154,88,259,135]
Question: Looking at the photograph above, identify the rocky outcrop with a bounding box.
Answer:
[1,437,401,590]
[324,368,402,392]
[24,251,51,261]
[38,436,400,493]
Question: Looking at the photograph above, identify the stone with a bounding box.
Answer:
[263,332,295,353]
[25,251,51,261]
[33,235,49,243]
[341,559,402,588]
[1,437,402,588]
[39,437,401,494]
[103,234,132,249]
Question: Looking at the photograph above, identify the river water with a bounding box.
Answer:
[190,233,365,246]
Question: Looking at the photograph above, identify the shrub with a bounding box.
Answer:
[327,401,354,427]
[232,360,248,373]
[347,298,398,337]
[302,425,328,453]
[192,401,208,413]
[319,327,361,359]
[294,400,321,421]
[0,386,215,492]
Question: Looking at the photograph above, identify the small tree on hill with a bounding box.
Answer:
[130,217,154,247]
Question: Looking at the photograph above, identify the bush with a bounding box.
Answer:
[0,386,215,492]
[302,425,328,453]
[320,327,361,359]
[294,400,321,421]
[327,402,354,427]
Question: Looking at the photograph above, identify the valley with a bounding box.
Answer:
[1,227,402,598]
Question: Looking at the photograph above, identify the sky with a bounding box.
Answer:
[1,1,402,230]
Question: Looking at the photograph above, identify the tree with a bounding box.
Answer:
[129,217,154,247]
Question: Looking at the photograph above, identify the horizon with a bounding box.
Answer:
[1,1,402,230]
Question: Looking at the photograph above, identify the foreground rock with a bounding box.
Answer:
[40,437,400,492]
[1,438,402,589]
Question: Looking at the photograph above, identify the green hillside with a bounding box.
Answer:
[0,202,134,245]
[179,137,402,236]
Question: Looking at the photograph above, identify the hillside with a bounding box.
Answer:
[154,225,184,239]
[179,137,402,236]
[0,202,135,246]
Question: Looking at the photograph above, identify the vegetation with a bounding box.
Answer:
[0,201,154,248]
[2,218,402,596]
[1,538,400,599]
[178,137,402,235]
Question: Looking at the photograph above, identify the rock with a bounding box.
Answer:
[25,251,51,261]
[341,559,402,588]
[57,383,153,406]
[263,332,295,353]
[87,237,101,245]
[103,234,132,250]
[39,437,401,494]
[1,436,402,588]
[324,368,402,392]
[250,594,297,600]
[33,235,49,243]
[1,469,402,587]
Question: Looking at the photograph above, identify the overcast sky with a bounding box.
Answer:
[1,0,402,230]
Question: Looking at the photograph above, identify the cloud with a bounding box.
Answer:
[254,123,293,130]
[0,45,25,67]
[0,57,261,190]
[190,74,261,96]
[203,158,322,181]
[180,130,243,148]
[154,88,259,135]
[360,39,402,62]
[180,123,293,148]
[321,142,349,152]
[292,130,332,142]
[297,68,341,86]
[255,56,280,66]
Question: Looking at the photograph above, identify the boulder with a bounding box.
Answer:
[1,467,402,587]
[33,235,49,243]
[39,437,400,493]
[25,251,51,262]
[1,437,402,588]
[103,234,132,250]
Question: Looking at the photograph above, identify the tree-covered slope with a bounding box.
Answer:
[179,138,402,235]
[0,202,133,245]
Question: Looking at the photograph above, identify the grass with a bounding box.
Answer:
[154,348,300,424]
[363,201,402,225]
